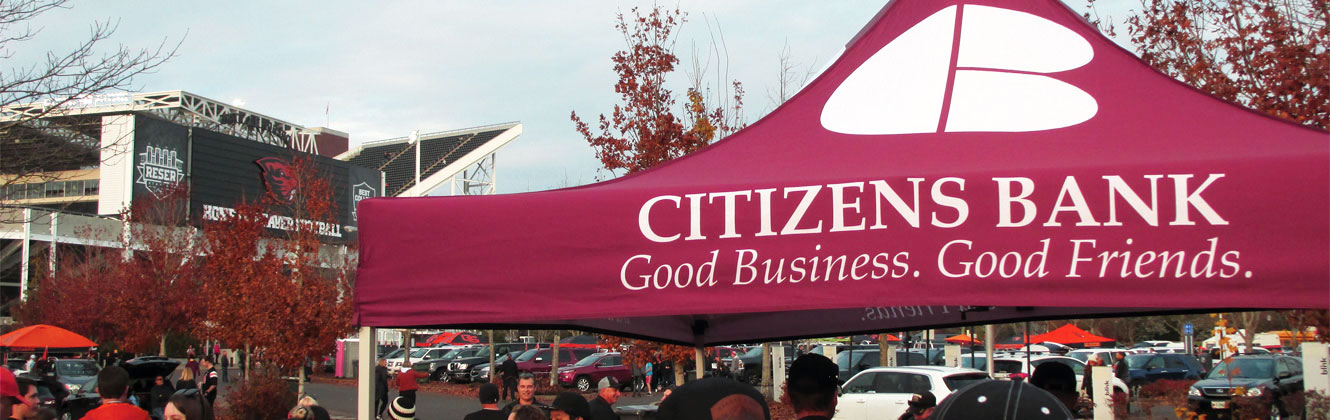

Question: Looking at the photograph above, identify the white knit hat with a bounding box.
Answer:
[390,397,415,420]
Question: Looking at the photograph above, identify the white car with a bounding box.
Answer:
[834,366,989,420]
[1067,349,1130,365]
[386,346,458,370]
[990,355,1129,396]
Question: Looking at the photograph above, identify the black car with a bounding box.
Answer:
[413,346,486,381]
[1124,353,1205,392]
[834,349,930,383]
[64,357,179,420]
[1187,354,1303,419]
[736,345,795,385]
[52,359,101,396]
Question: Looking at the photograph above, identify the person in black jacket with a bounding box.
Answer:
[375,359,390,419]
[149,375,175,419]
[500,353,519,402]
[1113,352,1129,382]
[588,377,621,420]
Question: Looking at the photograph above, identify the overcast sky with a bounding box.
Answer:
[17,1,1136,194]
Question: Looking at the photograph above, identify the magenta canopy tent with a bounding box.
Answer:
[355,0,1328,346]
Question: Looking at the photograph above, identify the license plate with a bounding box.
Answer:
[1212,401,1228,409]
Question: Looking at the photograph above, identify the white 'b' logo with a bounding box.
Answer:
[821,5,1098,134]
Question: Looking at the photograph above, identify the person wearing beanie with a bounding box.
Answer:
[463,383,505,420]
[389,396,416,420]
[787,354,839,420]
[931,380,1074,420]
[550,392,591,420]
[588,377,622,420]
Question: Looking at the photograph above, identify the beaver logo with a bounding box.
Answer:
[255,157,299,204]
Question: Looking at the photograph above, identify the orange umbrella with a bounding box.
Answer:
[0,325,97,351]
[945,334,982,344]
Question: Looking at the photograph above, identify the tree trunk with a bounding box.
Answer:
[403,329,412,368]
[760,343,771,399]
[488,330,496,383]
[244,344,251,381]
[673,361,685,386]
[159,334,168,357]
[550,335,560,386]
[298,359,307,397]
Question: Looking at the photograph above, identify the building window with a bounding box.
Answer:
[45,182,65,198]
[65,180,83,196]
[83,179,99,196]
[26,183,42,199]
[3,184,24,200]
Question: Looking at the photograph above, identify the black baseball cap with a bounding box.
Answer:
[551,392,590,419]
[908,391,936,409]
[656,377,770,420]
[932,380,1073,420]
[787,354,839,393]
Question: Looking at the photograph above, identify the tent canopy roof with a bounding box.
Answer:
[1030,324,1113,345]
[354,0,1328,346]
[0,325,97,350]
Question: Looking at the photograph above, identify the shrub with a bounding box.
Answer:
[218,371,297,420]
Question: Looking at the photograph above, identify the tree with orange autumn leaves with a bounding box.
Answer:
[199,156,354,393]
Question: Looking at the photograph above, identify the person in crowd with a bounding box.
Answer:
[218,351,229,383]
[550,392,590,420]
[211,343,220,358]
[375,359,391,419]
[501,373,549,418]
[786,354,838,420]
[1113,353,1129,382]
[508,405,545,420]
[896,392,936,420]
[150,375,176,419]
[2,372,37,420]
[655,377,769,420]
[186,346,196,359]
[629,360,644,398]
[185,358,199,380]
[22,356,34,373]
[200,358,219,405]
[1030,362,1079,414]
[931,380,1072,419]
[464,383,505,420]
[84,366,151,420]
[500,351,519,402]
[389,396,415,420]
[176,367,197,391]
[588,377,622,420]
[164,388,213,420]
[644,358,654,395]
[729,351,742,380]
[395,366,426,406]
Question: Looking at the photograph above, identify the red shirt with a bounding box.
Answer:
[396,370,425,391]
[83,402,151,420]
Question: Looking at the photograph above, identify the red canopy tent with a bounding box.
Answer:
[945,334,981,344]
[1029,324,1115,347]
[355,0,1327,347]
[0,325,98,351]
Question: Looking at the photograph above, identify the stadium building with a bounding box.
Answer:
[0,90,521,318]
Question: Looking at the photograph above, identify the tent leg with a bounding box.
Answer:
[985,325,995,378]
[357,326,374,420]
[694,345,705,380]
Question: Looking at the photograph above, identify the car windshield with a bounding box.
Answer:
[410,348,431,358]
[1067,352,1090,363]
[961,357,987,370]
[573,354,603,367]
[56,361,99,377]
[945,373,989,391]
[1208,359,1274,379]
[384,349,404,359]
[442,349,463,359]
[743,347,763,358]
[516,349,541,362]
[1126,355,1153,369]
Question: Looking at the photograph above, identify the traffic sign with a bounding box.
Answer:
[1184,323,1194,335]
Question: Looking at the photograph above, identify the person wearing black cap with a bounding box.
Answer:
[930,380,1074,420]
[786,354,839,420]
[588,377,622,420]
[655,377,769,420]
[550,391,591,420]
[896,391,936,420]
[464,383,505,420]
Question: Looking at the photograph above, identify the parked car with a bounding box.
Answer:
[836,366,989,420]
[557,352,632,392]
[64,357,178,420]
[1187,354,1303,419]
[450,344,547,383]
[414,346,486,381]
[1066,348,1130,365]
[386,346,456,370]
[1123,353,1206,392]
[736,345,795,385]
[834,349,930,383]
[514,348,594,375]
[52,360,100,395]
[989,356,1130,397]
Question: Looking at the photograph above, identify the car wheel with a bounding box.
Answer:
[1129,383,1141,398]
[575,376,592,393]
[430,369,444,381]
[1268,402,1287,420]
